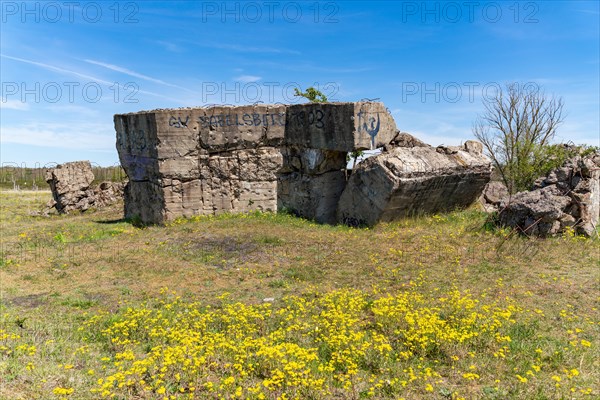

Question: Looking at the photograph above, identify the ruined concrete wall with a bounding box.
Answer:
[115,105,285,224]
[116,102,397,224]
[337,142,492,226]
[278,102,398,223]
[116,102,491,226]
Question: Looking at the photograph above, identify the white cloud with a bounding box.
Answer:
[1,122,115,151]
[0,99,29,111]
[234,75,262,83]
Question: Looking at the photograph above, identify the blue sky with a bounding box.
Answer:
[1,0,599,166]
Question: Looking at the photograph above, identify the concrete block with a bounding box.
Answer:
[337,146,492,226]
[278,171,347,224]
[284,102,398,151]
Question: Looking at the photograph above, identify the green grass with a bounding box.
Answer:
[0,190,598,399]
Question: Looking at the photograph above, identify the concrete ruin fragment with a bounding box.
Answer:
[284,102,399,151]
[115,103,492,226]
[497,154,600,237]
[479,181,510,213]
[115,105,286,223]
[337,141,492,226]
[45,161,124,213]
[277,102,399,223]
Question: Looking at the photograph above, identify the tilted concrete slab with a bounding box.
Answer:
[337,144,492,226]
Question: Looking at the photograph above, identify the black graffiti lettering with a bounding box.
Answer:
[314,109,325,129]
[198,116,209,128]
[134,129,147,152]
[288,110,325,129]
[277,113,286,126]
[298,111,306,126]
[169,115,190,128]
[365,115,381,138]
[174,112,288,129]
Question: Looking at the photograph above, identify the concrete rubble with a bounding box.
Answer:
[115,102,493,226]
[337,141,492,226]
[497,154,600,237]
[479,181,510,213]
[45,161,124,213]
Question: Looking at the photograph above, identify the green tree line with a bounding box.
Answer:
[0,165,126,190]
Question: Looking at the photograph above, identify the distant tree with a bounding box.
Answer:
[473,82,565,193]
[294,87,328,103]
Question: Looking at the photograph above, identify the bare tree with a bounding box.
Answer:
[473,82,565,194]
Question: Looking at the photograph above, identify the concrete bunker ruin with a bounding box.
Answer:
[114,102,491,225]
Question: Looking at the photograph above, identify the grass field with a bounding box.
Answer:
[0,190,598,399]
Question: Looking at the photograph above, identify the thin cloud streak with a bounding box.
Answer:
[0,54,187,104]
[83,59,193,92]
[156,40,184,53]
[575,9,600,15]
[234,75,262,83]
[2,54,116,86]
[205,43,301,55]
[243,60,372,74]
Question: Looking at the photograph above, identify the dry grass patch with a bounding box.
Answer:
[0,190,598,399]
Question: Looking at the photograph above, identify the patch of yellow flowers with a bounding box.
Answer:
[83,282,525,399]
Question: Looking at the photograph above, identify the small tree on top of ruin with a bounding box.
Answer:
[294,87,328,103]
[473,82,565,194]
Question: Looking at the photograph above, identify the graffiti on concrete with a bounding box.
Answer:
[357,110,381,149]
[287,109,325,129]
[168,113,286,129]
[168,116,190,128]
[116,129,147,154]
